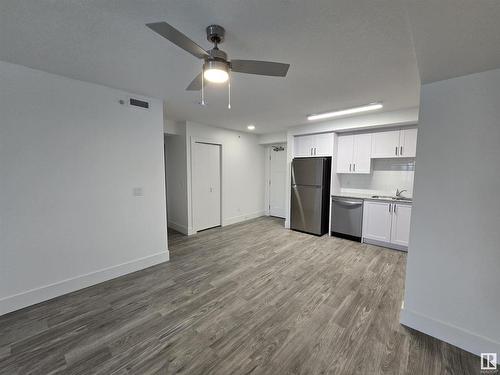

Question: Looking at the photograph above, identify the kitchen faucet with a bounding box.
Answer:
[396,188,407,197]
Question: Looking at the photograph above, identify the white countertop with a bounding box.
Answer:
[331,192,413,204]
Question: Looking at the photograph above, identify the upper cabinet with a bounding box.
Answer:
[336,133,372,174]
[371,128,418,158]
[294,133,333,157]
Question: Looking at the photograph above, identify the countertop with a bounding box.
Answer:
[331,193,413,204]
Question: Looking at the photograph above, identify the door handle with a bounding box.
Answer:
[395,146,398,156]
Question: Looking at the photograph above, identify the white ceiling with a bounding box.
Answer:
[0,1,499,133]
[405,0,500,84]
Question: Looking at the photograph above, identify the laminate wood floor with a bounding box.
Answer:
[0,217,479,374]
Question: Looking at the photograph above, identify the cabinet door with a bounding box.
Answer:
[294,135,313,157]
[371,130,400,158]
[336,135,354,173]
[352,133,372,174]
[390,204,412,247]
[362,201,392,242]
[400,128,418,157]
[313,133,333,156]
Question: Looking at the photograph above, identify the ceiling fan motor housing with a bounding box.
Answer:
[206,24,225,44]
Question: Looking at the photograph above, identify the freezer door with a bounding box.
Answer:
[291,158,324,186]
[291,185,323,235]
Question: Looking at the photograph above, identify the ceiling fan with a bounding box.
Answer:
[146,22,290,107]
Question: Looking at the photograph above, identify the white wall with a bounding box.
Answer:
[0,61,168,315]
[258,132,287,145]
[401,68,500,356]
[164,126,188,234]
[185,122,266,232]
[340,159,415,198]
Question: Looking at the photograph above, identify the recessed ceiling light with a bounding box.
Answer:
[247,125,255,130]
[307,103,383,121]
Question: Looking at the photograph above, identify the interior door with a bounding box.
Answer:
[192,142,221,231]
[269,145,287,218]
[362,201,392,242]
[390,204,412,248]
[336,135,354,173]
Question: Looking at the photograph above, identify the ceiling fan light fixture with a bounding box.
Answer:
[203,60,229,83]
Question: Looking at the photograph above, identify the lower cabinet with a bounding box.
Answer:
[362,200,412,250]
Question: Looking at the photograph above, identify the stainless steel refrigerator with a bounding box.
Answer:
[290,157,331,236]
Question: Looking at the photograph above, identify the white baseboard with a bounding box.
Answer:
[167,220,189,235]
[0,251,169,316]
[400,307,500,357]
[222,211,264,226]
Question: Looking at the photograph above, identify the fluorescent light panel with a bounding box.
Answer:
[247,124,255,130]
[307,103,383,121]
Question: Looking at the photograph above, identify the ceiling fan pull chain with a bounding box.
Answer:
[228,72,231,109]
[201,68,206,106]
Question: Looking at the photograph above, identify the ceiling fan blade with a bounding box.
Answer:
[146,22,208,59]
[230,60,290,77]
[186,73,202,91]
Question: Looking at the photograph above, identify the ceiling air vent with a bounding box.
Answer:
[129,97,150,109]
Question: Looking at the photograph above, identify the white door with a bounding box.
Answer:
[313,133,334,156]
[352,134,372,174]
[192,142,221,231]
[362,201,392,242]
[390,204,412,247]
[371,130,400,158]
[294,135,313,157]
[400,128,418,157]
[269,145,287,218]
[336,135,354,173]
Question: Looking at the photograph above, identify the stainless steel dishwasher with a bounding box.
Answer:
[331,197,363,241]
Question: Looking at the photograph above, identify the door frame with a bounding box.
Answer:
[265,143,287,218]
[189,137,223,234]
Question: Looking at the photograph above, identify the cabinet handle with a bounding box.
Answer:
[395,146,398,156]
[353,163,356,172]
[314,147,317,155]
[394,204,397,213]
[389,203,392,213]
[349,163,352,172]
[400,146,403,156]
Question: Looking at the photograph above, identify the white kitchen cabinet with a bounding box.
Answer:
[294,135,314,157]
[400,128,418,157]
[293,133,333,157]
[362,200,412,250]
[390,203,412,247]
[362,201,392,242]
[336,135,354,173]
[371,130,400,158]
[371,128,418,158]
[336,134,372,174]
[314,133,334,156]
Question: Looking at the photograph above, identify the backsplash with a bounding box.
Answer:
[339,158,415,198]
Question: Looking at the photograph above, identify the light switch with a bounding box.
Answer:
[133,187,144,197]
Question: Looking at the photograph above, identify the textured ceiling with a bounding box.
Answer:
[0,0,422,133]
[404,0,500,84]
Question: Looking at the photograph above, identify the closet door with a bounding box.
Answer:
[192,142,221,231]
